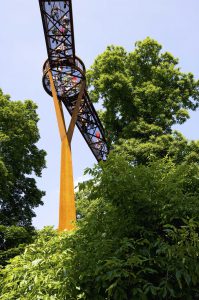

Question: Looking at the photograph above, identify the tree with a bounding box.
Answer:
[87,37,199,144]
[0,225,35,267]
[0,89,46,227]
[112,130,199,166]
[74,155,199,299]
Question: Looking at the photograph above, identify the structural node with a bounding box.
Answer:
[43,57,85,100]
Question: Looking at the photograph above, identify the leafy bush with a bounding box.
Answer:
[0,225,35,267]
[1,157,199,299]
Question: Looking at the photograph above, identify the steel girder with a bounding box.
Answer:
[39,0,108,161]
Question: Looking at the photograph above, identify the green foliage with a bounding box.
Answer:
[1,156,199,299]
[0,227,76,300]
[1,39,199,299]
[0,89,46,227]
[112,130,199,166]
[0,89,46,267]
[87,37,199,144]
[0,225,35,267]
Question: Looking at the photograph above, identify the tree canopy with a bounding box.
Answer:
[87,37,199,144]
[0,225,35,267]
[0,89,46,227]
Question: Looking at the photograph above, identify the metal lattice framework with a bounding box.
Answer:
[39,0,108,161]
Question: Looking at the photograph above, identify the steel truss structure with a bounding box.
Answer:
[39,0,108,161]
[39,0,108,230]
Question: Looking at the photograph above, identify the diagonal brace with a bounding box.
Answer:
[67,80,86,145]
[47,70,67,141]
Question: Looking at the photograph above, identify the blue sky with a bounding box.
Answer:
[1,0,199,228]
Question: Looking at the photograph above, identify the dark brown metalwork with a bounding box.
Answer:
[39,0,108,161]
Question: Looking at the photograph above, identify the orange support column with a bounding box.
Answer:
[59,137,76,231]
[48,70,76,231]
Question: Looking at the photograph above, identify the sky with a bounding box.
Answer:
[1,0,199,229]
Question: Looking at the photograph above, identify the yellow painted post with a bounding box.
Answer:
[67,80,86,144]
[59,137,76,231]
[48,70,76,231]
